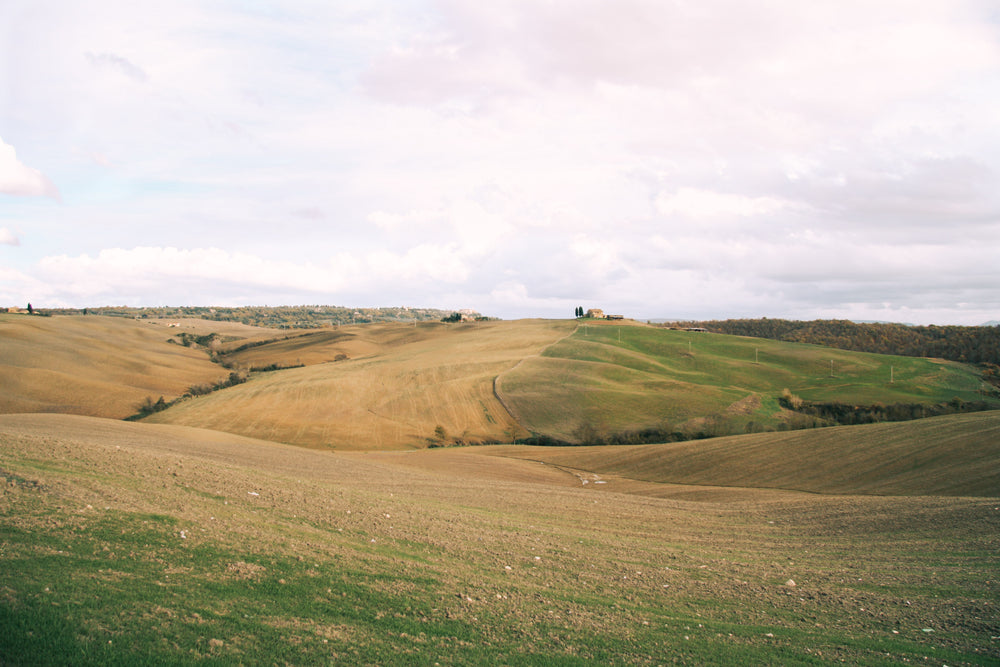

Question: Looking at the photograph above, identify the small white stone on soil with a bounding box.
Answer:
[785,579,796,587]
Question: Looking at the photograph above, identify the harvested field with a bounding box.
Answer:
[0,315,226,418]
[146,320,574,449]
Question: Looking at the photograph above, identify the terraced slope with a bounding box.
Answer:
[499,320,992,442]
[147,320,574,449]
[0,315,226,418]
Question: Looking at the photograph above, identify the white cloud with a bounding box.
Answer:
[32,244,473,304]
[0,138,60,199]
[0,266,51,306]
[655,188,791,219]
[0,228,20,246]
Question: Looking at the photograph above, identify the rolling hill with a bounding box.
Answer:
[153,318,995,449]
[0,314,228,419]
[478,410,1000,497]
[2,314,999,664]
[4,315,995,450]
[499,320,993,443]
[144,319,575,449]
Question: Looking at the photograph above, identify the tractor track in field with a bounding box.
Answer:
[492,324,580,436]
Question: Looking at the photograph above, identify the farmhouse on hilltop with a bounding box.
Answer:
[584,308,624,320]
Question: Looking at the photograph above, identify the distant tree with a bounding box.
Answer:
[26,303,33,314]
[441,312,463,323]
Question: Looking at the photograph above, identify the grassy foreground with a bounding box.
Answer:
[2,414,998,665]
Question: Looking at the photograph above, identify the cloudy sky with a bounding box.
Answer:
[2,1,999,323]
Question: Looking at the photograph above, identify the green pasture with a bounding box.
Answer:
[501,322,994,442]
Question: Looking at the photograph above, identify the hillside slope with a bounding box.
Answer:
[0,315,227,419]
[499,320,992,443]
[146,320,574,449]
[484,411,1000,497]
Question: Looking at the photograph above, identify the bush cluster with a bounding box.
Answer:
[778,394,995,426]
[126,371,248,421]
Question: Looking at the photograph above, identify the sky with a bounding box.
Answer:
[2,1,1000,324]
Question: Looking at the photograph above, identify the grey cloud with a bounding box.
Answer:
[86,52,148,83]
[788,155,996,224]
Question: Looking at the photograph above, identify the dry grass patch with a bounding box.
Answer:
[224,561,267,580]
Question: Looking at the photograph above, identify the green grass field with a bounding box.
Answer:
[500,321,992,442]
